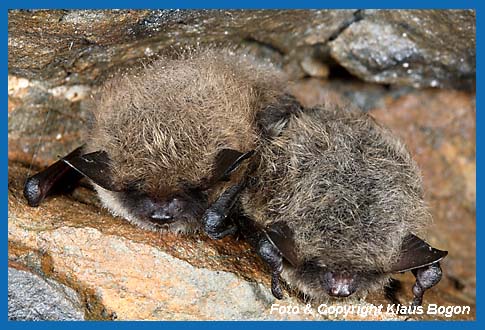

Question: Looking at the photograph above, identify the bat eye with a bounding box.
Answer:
[321,271,358,298]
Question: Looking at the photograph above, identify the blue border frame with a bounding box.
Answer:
[2,0,480,9]
[4,0,479,328]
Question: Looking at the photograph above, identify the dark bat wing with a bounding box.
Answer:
[62,150,120,192]
[23,146,85,206]
[211,148,255,183]
[390,234,448,273]
[265,222,299,267]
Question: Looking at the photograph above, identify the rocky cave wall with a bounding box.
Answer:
[8,9,476,320]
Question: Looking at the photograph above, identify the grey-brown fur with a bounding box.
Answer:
[241,104,431,301]
[85,49,287,233]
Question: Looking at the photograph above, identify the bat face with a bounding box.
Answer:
[112,186,209,231]
[57,147,255,233]
[23,141,256,234]
[277,234,447,302]
[91,188,208,233]
[264,223,385,299]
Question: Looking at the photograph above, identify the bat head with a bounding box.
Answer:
[269,222,447,301]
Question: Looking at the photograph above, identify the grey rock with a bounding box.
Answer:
[8,267,85,320]
[8,9,357,87]
[330,10,475,90]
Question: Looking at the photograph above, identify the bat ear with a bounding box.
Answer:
[266,222,299,267]
[257,93,303,138]
[62,150,120,192]
[211,148,255,183]
[390,234,448,273]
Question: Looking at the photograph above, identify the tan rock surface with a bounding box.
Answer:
[9,162,409,320]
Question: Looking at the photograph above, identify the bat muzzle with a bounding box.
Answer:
[148,196,205,225]
[322,271,359,298]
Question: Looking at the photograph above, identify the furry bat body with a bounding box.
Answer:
[203,102,447,306]
[24,50,286,233]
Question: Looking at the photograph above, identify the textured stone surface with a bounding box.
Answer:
[8,9,357,86]
[290,78,390,112]
[8,266,85,320]
[330,10,475,90]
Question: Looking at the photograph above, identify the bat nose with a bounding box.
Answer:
[329,284,351,297]
[322,271,358,298]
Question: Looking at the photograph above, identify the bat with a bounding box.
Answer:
[202,102,448,307]
[23,48,286,234]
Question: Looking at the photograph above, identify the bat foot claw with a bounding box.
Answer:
[23,176,42,207]
[271,277,284,300]
[411,262,443,306]
[202,209,236,240]
[256,236,285,299]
